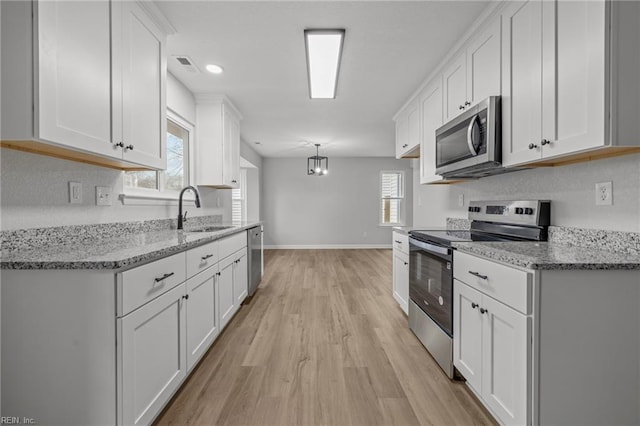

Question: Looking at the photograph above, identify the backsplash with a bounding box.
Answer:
[0,215,223,252]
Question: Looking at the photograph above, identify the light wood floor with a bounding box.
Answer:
[155,249,496,426]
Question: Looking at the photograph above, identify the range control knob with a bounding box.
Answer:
[515,207,524,214]
[476,207,482,213]
[524,207,534,215]
[468,206,474,212]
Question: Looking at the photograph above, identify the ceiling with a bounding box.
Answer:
[158,1,490,158]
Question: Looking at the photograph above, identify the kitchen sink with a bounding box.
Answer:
[185,225,234,233]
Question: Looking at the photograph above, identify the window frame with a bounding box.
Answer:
[121,109,196,205]
[379,170,405,226]
[231,168,248,224]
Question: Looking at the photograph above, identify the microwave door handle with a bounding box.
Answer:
[466,114,479,155]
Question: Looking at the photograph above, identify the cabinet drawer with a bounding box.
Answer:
[187,240,218,279]
[118,252,187,316]
[393,231,409,254]
[219,231,247,260]
[453,251,531,314]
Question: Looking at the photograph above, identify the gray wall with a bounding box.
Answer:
[262,157,412,247]
[413,153,640,232]
[0,74,232,231]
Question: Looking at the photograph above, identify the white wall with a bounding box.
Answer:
[262,157,412,247]
[413,153,640,232]
[0,73,231,231]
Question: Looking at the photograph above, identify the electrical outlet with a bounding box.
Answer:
[458,194,464,207]
[96,186,112,206]
[69,182,82,204]
[595,181,613,206]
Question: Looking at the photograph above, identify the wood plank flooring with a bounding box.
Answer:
[155,249,496,426]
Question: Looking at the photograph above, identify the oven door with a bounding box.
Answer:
[409,238,453,337]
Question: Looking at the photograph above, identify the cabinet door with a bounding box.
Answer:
[218,256,236,330]
[443,53,467,121]
[466,16,502,105]
[234,252,248,305]
[36,1,115,157]
[419,78,444,184]
[222,105,240,188]
[395,115,409,159]
[186,270,219,371]
[114,1,166,169]
[501,0,544,167]
[481,295,530,426]
[392,251,409,314]
[541,0,606,159]
[453,280,483,393]
[119,283,186,425]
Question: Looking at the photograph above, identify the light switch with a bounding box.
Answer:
[69,182,82,204]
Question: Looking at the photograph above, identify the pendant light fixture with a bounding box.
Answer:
[307,144,329,176]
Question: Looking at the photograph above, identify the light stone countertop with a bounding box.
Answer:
[1,222,261,271]
[453,241,640,271]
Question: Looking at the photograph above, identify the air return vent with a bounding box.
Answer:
[173,55,200,73]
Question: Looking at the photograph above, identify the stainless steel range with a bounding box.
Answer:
[408,200,550,378]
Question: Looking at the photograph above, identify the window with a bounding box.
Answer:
[124,111,193,200]
[232,168,247,223]
[380,171,405,225]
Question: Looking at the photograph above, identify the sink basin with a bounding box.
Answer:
[185,225,233,233]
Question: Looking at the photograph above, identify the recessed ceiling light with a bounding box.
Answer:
[304,29,345,99]
[205,64,224,74]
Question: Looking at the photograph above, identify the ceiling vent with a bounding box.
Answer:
[173,55,200,73]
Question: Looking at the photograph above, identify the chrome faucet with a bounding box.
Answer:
[178,186,202,230]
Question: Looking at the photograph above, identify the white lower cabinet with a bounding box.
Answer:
[454,251,530,426]
[392,231,409,314]
[218,255,236,330]
[186,266,219,371]
[234,250,248,304]
[119,283,187,426]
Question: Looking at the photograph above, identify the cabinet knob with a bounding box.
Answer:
[182,294,189,300]
[232,180,237,183]
[471,302,479,309]
[115,142,124,148]
[217,272,221,276]
[459,105,465,110]
[464,101,471,106]
[402,144,408,148]
[528,143,538,150]
[480,307,488,314]
[404,261,408,266]
[124,144,134,151]
[541,139,551,146]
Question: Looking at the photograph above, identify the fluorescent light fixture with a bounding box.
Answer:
[304,29,345,99]
[205,64,224,74]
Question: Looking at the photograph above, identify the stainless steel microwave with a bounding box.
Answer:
[435,96,502,178]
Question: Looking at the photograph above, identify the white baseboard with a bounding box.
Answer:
[264,244,392,250]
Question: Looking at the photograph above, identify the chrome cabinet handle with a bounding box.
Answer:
[154,272,175,283]
[201,254,214,260]
[468,271,488,280]
[528,143,538,150]
[541,139,551,146]
[480,307,488,314]
[471,302,479,309]
[394,240,402,244]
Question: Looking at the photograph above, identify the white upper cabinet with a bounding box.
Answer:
[503,0,640,168]
[444,16,501,122]
[394,98,420,158]
[113,1,167,169]
[0,0,168,170]
[443,54,468,122]
[195,96,243,188]
[418,78,445,184]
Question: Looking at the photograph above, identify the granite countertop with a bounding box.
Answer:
[453,241,640,271]
[1,222,261,271]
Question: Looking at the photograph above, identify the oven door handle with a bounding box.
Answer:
[409,238,451,257]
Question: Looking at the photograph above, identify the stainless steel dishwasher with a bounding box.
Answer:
[247,225,263,296]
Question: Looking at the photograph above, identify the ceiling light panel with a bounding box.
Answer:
[206,64,224,74]
[304,29,345,99]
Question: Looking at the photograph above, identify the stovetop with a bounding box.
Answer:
[409,229,510,246]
